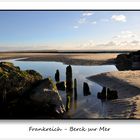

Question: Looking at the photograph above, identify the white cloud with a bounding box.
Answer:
[82,12,94,16]
[113,31,137,42]
[120,31,136,38]
[78,18,97,25]
[73,26,79,29]
[82,40,95,47]
[131,40,140,45]
[118,41,128,47]
[78,30,140,50]
[78,40,116,50]
[78,39,140,50]
[78,18,86,24]
[111,14,126,22]
[75,12,96,27]
[91,21,97,24]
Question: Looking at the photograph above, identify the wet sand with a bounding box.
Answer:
[88,71,140,119]
[0,53,117,65]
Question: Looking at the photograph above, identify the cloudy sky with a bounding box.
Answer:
[0,11,140,51]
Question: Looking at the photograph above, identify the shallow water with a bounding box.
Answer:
[3,59,118,118]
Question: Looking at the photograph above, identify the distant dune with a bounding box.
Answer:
[0,49,137,53]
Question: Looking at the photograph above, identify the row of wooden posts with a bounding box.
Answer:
[55,65,91,96]
[55,65,118,101]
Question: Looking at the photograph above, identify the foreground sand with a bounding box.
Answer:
[88,70,140,119]
[0,53,117,65]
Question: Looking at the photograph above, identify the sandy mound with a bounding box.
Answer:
[88,70,140,118]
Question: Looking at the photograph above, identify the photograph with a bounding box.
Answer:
[0,10,139,119]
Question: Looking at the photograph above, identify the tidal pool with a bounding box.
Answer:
[4,59,118,119]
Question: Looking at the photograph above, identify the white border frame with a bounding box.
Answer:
[0,2,140,139]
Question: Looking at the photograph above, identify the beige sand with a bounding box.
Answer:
[0,53,117,65]
[88,70,140,118]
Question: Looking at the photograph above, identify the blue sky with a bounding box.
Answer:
[0,11,140,51]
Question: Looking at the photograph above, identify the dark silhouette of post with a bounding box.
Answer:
[97,87,107,100]
[66,65,73,111]
[74,78,77,101]
[74,78,77,110]
[97,87,118,100]
[66,65,73,91]
[107,88,118,100]
[55,69,60,82]
[83,82,91,96]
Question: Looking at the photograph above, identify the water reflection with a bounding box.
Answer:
[66,91,73,112]
[65,78,78,112]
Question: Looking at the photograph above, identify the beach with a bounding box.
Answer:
[88,70,140,118]
[0,52,117,65]
[0,52,140,119]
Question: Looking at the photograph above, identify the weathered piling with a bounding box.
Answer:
[56,81,66,91]
[55,69,60,82]
[66,65,73,91]
[74,78,77,101]
[97,87,106,99]
[83,82,91,96]
[107,88,118,100]
[97,87,118,100]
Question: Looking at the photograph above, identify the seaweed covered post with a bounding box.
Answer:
[55,69,60,82]
[66,89,74,112]
[65,65,73,111]
[66,65,73,91]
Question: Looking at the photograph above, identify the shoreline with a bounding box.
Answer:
[0,52,117,65]
[88,70,140,118]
